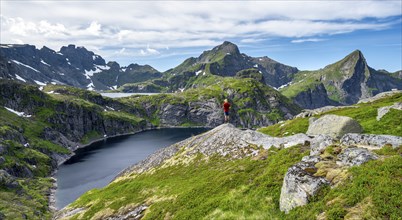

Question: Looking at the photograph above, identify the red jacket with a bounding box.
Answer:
[223,102,230,112]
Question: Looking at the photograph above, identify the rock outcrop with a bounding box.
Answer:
[279,130,402,213]
[340,133,402,149]
[279,161,329,213]
[306,115,363,139]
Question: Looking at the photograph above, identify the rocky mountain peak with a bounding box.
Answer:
[59,45,105,70]
[213,41,240,55]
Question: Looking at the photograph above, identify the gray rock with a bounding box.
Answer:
[279,162,329,213]
[0,156,5,165]
[340,133,402,150]
[301,155,322,163]
[306,114,363,139]
[377,102,402,121]
[336,147,378,166]
[309,135,337,156]
[106,204,147,220]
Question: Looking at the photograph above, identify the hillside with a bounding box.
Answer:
[280,50,402,109]
[56,92,401,219]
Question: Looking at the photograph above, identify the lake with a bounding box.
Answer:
[99,93,162,98]
[55,128,208,209]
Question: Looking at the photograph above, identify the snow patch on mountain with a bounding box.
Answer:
[4,107,32,117]
[15,74,27,82]
[11,60,40,73]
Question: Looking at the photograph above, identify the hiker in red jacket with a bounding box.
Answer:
[223,99,231,123]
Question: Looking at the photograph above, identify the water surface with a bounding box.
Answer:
[100,92,161,98]
[55,128,208,209]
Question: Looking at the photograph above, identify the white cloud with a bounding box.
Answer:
[291,38,327,43]
[85,21,101,36]
[140,45,160,56]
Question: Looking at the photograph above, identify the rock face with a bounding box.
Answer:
[340,133,402,149]
[279,161,329,213]
[293,83,340,109]
[0,44,161,90]
[307,115,363,139]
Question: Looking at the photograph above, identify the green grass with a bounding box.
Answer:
[258,117,309,137]
[67,146,309,219]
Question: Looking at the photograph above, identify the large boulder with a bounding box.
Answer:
[279,161,329,213]
[340,133,402,150]
[307,115,363,139]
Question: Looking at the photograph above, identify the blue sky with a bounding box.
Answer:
[1,1,401,72]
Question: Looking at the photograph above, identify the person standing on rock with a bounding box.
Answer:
[223,99,231,123]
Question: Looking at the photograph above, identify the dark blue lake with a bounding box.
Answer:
[55,128,208,209]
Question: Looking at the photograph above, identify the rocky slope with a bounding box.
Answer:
[280,50,402,109]
[0,44,161,91]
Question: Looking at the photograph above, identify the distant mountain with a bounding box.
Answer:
[280,50,402,109]
[165,41,298,88]
[0,44,161,90]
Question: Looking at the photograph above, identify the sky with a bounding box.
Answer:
[1,0,401,72]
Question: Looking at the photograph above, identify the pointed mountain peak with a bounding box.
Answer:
[212,41,240,55]
[347,49,364,59]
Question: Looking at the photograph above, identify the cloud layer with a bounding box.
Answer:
[1,1,401,70]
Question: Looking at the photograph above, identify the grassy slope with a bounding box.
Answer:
[259,92,402,137]
[66,146,309,219]
[67,146,401,220]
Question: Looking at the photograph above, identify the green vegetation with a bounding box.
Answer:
[67,146,309,219]
[259,93,402,137]
[258,117,309,137]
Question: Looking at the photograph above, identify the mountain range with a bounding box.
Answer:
[1,42,401,109]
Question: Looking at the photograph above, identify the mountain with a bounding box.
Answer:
[0,44,161,91]
[164,41,299,89]
[280,50,402,109]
